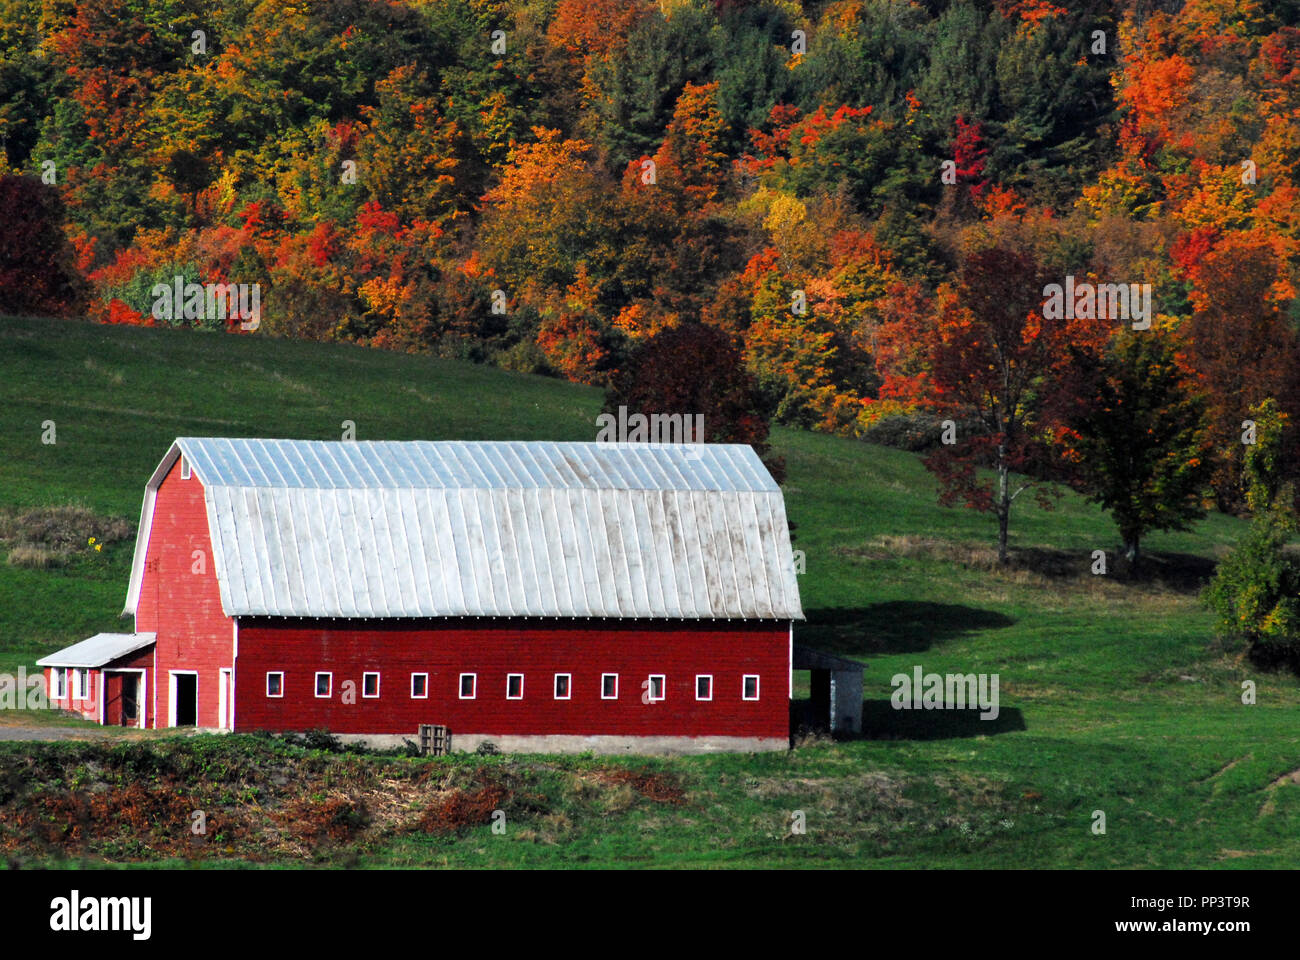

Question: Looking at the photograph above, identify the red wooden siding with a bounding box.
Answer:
[133,459,232,727]
[43,666,97,721]
[234,618,790,739]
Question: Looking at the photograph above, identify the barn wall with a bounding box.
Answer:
[43,666,98,721]
[234,618,790,742]
[133,458,232,728]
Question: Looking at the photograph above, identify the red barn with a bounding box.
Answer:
[39,438,805,753]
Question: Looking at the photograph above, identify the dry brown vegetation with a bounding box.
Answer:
[0,738,690,864]
[0,504,134,568]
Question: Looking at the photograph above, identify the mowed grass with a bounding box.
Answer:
[0,312,1298,868]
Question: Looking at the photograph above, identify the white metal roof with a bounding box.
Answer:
[37,632,156,668]
[125,439,804,621]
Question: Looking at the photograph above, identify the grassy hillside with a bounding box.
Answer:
[1,313,1297,869]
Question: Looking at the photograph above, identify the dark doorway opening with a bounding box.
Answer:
[120,675,138,726]
[175,674,197,726]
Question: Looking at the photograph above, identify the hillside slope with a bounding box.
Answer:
[1,314,1297,869]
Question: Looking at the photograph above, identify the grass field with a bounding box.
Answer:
[1,313,1298,868]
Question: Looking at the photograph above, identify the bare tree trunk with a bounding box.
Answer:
[997,455,1010,564]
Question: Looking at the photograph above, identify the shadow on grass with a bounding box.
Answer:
[791,698,1026,742]
[997,545,1217,594]
[858,699,1027,740]
[801,602,1016,656]
[838,537,1220,596]
[1116,550,1218,592]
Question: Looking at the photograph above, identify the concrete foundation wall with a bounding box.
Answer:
[334,732,788,755]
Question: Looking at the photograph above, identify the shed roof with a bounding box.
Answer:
[37,632,156,668]
[125,439,804,621]
[793,646,864,672]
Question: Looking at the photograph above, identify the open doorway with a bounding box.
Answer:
[120,674,139,726]
[171,672,198,726]
[104,670,144,728]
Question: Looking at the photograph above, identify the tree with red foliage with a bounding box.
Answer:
[1181,236,1300,510]
[602,322,783,481]
[0,176,87,317]
[884,237,1104,562]
[952,116,989,202]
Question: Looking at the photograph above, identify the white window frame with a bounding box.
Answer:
[695,674,713,701]
[266,671,284,698]
[743,674,760,701]
[554,673,572,700]
[180,456,191,480]
[647,674,666,702]
[459,673,477,699]
[71,667,89,701]
[411,672,428,699]
[51,667,67,700]
[601,673,619,700]
[314,672,332,699]
[506,673,524,700]
[362,672,380,699]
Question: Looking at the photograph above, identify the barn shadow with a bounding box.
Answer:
[799,602,1016,656]
[857,698,1026,739]
[791,698,1027,742]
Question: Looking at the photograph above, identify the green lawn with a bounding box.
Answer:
[1,313,1297,868]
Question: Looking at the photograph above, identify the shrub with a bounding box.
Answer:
[300,729,346,753]
[1203,399,1300,666]
[1203,524,1300,665]
[494,339,555,376]
[861,412,950,451]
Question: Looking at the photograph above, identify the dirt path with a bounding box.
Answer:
[0,717,193,741]
[0,726,125,741]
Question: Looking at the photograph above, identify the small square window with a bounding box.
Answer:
[743,675,760,701]
[180,456,191,480]
[314,672,332,698]
[506,674,524,700]
[647,674,665,702]
[411,673,428,698]
[554,673,571,699]
[459,673,476,699]
[696,675,713,701]
[362,672,380,698]
[266,672,284,698]
[601,673,618,700]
